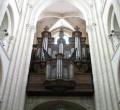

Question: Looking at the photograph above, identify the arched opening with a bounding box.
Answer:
[33,100,87,110]
[113,14,120,48]
[108,5,120,55]
[0,12,9,47]
[0,5,14,52]
[108,5,114,34]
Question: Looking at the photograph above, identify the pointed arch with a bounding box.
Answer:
[32,100,87,110]
[29,0,91,27]
[108,5,114,33]
[7,5,14,36]
[0,4,15,52]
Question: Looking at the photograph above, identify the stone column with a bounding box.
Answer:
[1,2,32,110]
[90,0,120,110]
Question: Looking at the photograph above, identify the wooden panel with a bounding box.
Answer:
[74,74,92,84]
[27,73,94,96]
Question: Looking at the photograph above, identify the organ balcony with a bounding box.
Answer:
[26,26,94,96]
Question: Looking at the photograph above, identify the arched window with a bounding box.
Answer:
[111,14,120,50]
[108,5,120,56]
[0,5,14,52]
[0,12,9,47]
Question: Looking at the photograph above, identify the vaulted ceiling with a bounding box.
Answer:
[33,0,90,43]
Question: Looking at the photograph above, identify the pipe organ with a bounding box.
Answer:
[27,26,94,96]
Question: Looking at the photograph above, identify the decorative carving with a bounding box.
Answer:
[27,26,94,96]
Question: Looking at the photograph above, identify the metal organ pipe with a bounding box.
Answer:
[56,56,63,79]
[59,43,64,54]
[69,62,74,79]
[73,26,82,60]
[46,61,51,79]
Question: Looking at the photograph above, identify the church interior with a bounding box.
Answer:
[0,0,120,110]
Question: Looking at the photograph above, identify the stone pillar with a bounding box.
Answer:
[90,0,120,110]
[0,2,32,110]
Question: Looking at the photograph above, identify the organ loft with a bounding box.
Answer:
[27,26,94,96]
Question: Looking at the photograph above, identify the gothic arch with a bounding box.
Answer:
[113,14,120,32]
[32,100,87,110]
[7,5,14,36]
[29,0,92,27]
[107,4,120,55]
[0,4,14,35]
[0,5,14,49]
[107,4,120,37]
[107,5,114,34]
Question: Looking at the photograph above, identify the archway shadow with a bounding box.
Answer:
[33,100,87,110]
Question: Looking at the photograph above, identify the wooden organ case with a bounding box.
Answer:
[27,26,94,96]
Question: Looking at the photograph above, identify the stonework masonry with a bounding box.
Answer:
[0,0,120,110]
